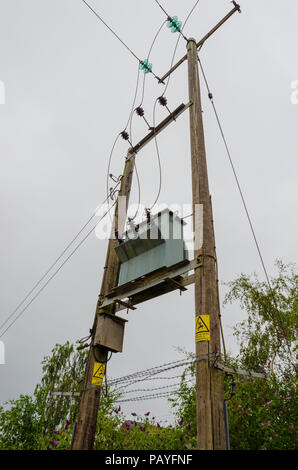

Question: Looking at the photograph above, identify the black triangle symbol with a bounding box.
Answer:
[198,316,209,333]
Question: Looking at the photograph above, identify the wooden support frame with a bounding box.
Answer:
[159,4,241,84]
[100,258,201,312]
[72,3,241,451]
[126,102,191,161]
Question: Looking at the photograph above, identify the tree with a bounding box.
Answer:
[224,260,297,376]
[171,261,298,450]
[0,342,88,449]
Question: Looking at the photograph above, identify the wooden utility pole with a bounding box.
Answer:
[187,38,226,449]
[70,4,240,451]
[72,154,135,450]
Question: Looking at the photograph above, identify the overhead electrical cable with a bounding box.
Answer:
[149,0,202,211]
[153,0,188,42]
[106,60,142,225]
[81,0,161,82]
[81,0,140,62]
[0,200,117,338]
[139,19,167,108]
[118,19,167,222]
[2,11,170,335]
[0,182,121,336]
[197,55,293,359]
[161,0,201,97]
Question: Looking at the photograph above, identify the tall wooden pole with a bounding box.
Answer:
[187,38,226,450]
[72,154,135,450]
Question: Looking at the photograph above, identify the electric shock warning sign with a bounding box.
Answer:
[195,315,210,342]
[92,362,106,386]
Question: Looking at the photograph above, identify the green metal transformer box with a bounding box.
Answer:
[115,208,189,286]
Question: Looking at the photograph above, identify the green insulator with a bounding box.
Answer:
[167,16,182,33]
[140,59,152,74]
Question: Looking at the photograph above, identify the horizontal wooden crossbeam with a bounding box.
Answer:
[159,5,241,84]
[99,258,201,312]
[126,102,191,161]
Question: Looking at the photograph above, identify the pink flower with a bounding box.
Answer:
[264,401,272,408]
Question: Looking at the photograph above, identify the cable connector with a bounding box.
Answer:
[136,106,144,117]
[208,92,213,101]
[231,1,241,13]
[120,130,129,141]
[136,106,153,130]
[158,96,167,107]
[109,173,122,183]
[158,96,176,121]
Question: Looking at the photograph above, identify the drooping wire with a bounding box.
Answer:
[148,98,162,212]
[162,0,201,97]
[0,199,118,338]
[124,19,168,220]
[197,55,293,358]
[139,19,167,108]
[0,182,121,336]
[106,61,141,225]
[153,0,188,42]
[148,0,202,211]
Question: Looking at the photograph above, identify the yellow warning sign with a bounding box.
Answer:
[195,315,210,342]
[92,362,106,386]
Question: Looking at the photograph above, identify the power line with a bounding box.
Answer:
[162,0,201,96]
[197,55,293,356]
[1,12,173,337]
[139,19,167,107]
[0,182,121,336]
[0,200,117,338]
[81,0,140,63]
[81,0,162,82]
[148,0,202,211]
[153,0,188,42]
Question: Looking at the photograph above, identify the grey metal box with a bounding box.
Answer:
[94,313,127,353]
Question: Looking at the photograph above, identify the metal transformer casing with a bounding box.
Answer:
[115,209,189,286]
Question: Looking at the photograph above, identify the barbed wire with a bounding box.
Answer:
[115,388,180,403]
[113,376,195,396]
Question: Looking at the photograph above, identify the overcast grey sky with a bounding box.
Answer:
[0,0,297,422]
